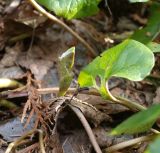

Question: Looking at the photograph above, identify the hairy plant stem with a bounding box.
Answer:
[116,96,146,110]
[28,0,97,57]
[105,83,146,111]
[104,83,160,134]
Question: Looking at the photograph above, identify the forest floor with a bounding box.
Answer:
[0,0,160,153]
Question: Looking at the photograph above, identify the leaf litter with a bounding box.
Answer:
[0,0,159,153]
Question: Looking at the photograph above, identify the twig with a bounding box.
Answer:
[9,33,31,43]
[104,134,156,153]
[5,129,46,153]
[28,0,97,57]
[38,88,160,134]
[17,143,39,153]
[37,87,147,111]
[69,105,102,153]
[2,86,160,124]
[5,129,35,153]
[0,87,147,111]
[37,129,46,153]
[38,87,76,95]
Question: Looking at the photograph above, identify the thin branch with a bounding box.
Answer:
[0,87,147,111]
[5,129,35,153]
[17,143,39,153]
[38,87,76,95]
[2,86,160,133]
[28,0,97,57]
[37,129,46,153]
[104,134,156,153]
[5,129,46,153]
[37,87,147,111]
[38,87,160,134]
[69,105,102,153]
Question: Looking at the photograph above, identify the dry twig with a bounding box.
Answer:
[5,129,46,153]
[69,105,102,153]
[104,134,156,153]
[28,0,97,57]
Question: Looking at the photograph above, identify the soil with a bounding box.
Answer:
[0,0,160,153]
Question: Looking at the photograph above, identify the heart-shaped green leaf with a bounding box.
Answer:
[58,47,75,96]
[78,39,154,97]
[36,0,101,19]
[111,104,160,135]
[145,136,160,153]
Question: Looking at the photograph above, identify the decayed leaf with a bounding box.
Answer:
[36,0,101,19]
[0,117,34,142]
[58,47,75,96]
[0,67,24,79]
[70,97,112,126]
[111,104,160,135]
[17,53,53,80]
[78,39,154,97]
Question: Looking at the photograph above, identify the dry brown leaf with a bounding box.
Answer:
[0,66,24,79]
[17,53,53,80]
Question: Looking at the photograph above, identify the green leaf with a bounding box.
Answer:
[147,42,160,53]
[58,47,75,96]
[36,0,101,19]
[78,39,154,97]
[111,104,160,135]
[129,0,149,2]
[131,3,160,44]
[145,136,160,153]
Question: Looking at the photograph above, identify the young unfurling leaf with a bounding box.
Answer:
[58,47,75,96]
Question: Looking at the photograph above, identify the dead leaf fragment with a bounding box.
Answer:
[17,53,53,80]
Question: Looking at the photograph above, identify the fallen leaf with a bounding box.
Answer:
[17,53,53,80]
